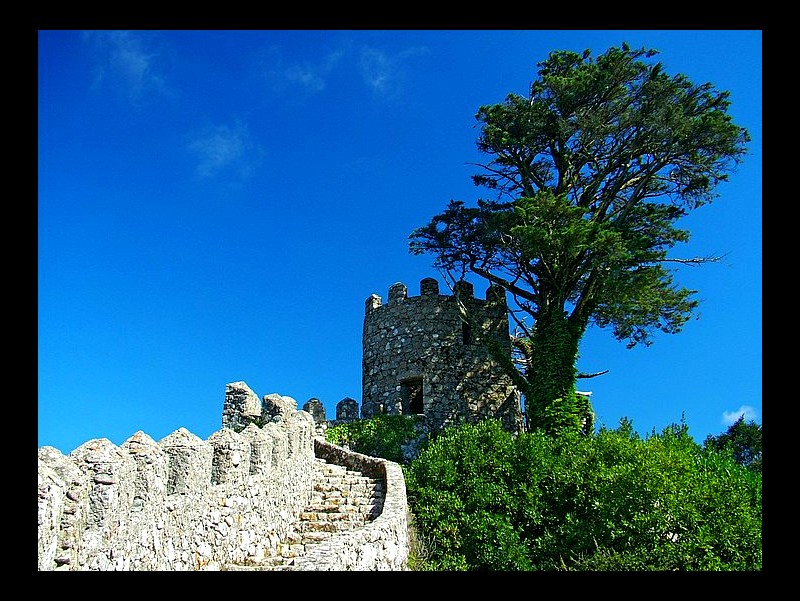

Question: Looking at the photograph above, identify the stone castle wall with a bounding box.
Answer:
[362,278,524,433]
[37,382,408,571]
[38,277,524,571]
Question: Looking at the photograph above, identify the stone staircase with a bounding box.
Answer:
[225,457,386,570]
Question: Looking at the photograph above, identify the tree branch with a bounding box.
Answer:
[576,369,609,379]
[660,254,725,265]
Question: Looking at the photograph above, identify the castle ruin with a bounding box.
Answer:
[37,276,526,570]
[361,277,524,434]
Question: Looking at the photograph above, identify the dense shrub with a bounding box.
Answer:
[405,418,761,571]
[325,414,425,464]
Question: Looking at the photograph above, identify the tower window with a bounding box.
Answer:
[462,321,472,345]
[401,377,424,415]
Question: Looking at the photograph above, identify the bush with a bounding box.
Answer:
[325,414,425,465]
[405,418,762,570]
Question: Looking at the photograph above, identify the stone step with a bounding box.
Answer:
[224,457,386,570]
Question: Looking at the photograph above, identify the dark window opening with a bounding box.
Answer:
[409,384,423,414]
[462,320,472,345]
[401,377,424,415]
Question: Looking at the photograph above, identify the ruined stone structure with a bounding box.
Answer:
[362,278,524,433]
[37,277,527,571]
[37,382,408,571]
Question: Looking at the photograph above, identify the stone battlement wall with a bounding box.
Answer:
[37,382,409,571]
[38,273,525,571]
[362,277,524,433]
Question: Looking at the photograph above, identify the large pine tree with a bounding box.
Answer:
[410,44,751,434]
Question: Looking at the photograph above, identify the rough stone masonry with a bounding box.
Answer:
[362,277,524,433]
[37,382,408,571]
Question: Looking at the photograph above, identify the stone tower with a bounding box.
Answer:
[361,277,523,433]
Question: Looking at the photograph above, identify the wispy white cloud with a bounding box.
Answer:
[258,42,427,101]
[358,46,428,99]
[359,48,394,94]
[82,30,168,105]
[287,50,345,92]
[261,46,345,94]
[722,405,759,426]
[187,120,262,180]
[284,64,327,93]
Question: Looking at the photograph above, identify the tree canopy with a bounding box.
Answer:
[704,416,762,473]
[409,43,751,434]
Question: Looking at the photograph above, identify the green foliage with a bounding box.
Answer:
[703,416,762,473]
[524,305,584,434]
[405,418,761,570]
[325,414,425,465]
[409,43,750,435]
[404,419,527,570]
[231,415,267,433]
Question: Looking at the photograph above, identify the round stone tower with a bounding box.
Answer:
[361,277,523,434]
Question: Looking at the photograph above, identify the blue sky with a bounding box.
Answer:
[38,30,762,454]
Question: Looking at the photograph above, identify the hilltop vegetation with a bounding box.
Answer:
[323,43,760,571]
[325,415,762,571]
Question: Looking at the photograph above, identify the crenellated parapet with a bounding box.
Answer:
[38,388,317,571]
[365,277,507,315]
[38,380,410,571]
[362,277,523,433]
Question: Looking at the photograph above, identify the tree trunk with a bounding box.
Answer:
[524,308,584,435]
